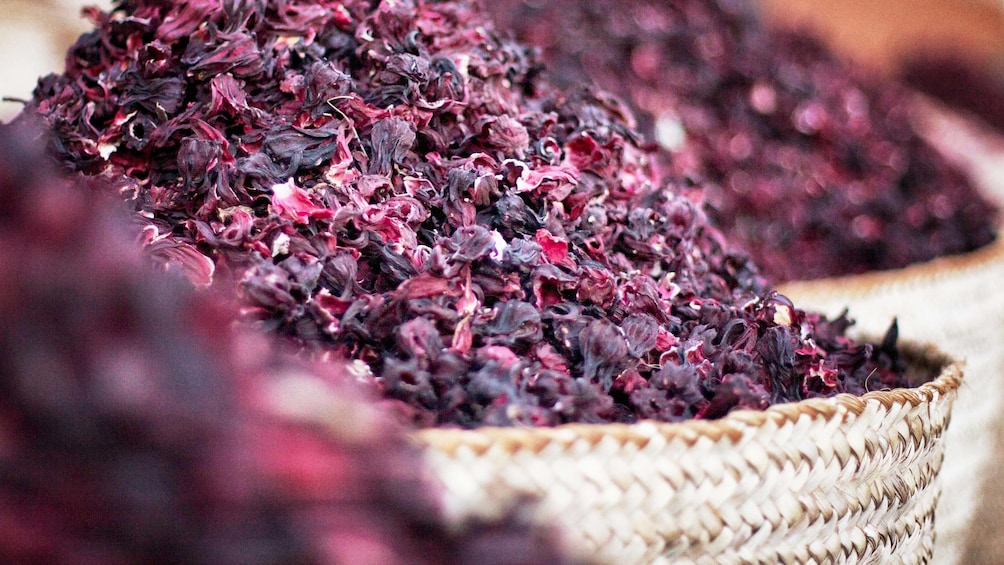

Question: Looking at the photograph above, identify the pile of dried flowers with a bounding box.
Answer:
[22,0,906,428]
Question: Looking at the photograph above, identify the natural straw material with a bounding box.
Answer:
[414,343,961,565]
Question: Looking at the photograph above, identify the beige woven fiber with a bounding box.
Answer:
[415,343,961,565]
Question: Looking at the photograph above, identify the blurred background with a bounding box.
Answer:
[760,0,1004,74]
[761,0,1004,134]
[0,0,112,120]
[4,0,1004,126]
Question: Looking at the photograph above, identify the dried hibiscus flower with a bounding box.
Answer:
[22,0,907,428]
[486,0,998,282]
[0,120,574,565]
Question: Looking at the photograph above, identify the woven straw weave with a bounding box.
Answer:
[415,343,961,565]
[780,104,1004,565]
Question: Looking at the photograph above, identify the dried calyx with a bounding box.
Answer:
[24,0,907,428]
[486,0,998,282]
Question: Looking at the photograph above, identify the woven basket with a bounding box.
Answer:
[779,103,1004,565]
[413,342,961,565]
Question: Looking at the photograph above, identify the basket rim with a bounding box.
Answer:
[412,339,962,452]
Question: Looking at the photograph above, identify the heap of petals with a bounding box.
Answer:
[24,0,906,427]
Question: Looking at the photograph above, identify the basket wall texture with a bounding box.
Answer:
[414,344,961,565]
[780,106,1004,565]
